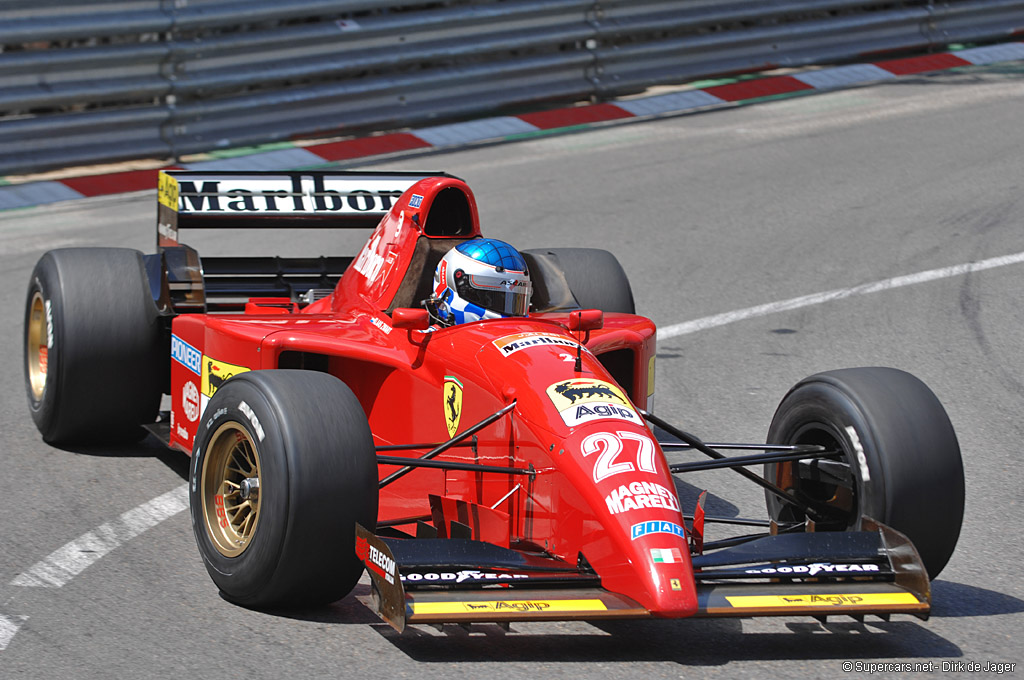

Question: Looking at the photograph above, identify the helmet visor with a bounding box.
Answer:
[457,273,531,316]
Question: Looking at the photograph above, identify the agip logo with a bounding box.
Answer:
[545,378,639,427]
[201,356,250,397]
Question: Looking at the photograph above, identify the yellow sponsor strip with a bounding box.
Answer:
[158,172,179,211]
[726,592,920,608]
[413,599,608,615]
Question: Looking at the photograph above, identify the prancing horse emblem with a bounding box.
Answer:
[443,376,463,438]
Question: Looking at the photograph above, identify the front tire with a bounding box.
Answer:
[765,367,964,580]
[189,370,378,607]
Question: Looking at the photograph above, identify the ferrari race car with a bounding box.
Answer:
[23,170,965,631]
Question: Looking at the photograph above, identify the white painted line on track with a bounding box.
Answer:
[9,484,188,588]
[0,614,28,651]
[656,250,1024,341]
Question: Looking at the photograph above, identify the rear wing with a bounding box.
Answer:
[157,170,451,244]
[153,170,452,312]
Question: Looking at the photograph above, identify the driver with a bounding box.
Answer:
[427,239,532,326]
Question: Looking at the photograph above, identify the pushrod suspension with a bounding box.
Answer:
[668,447,839,474]
[641,409,829,523]
[659,442,823,452]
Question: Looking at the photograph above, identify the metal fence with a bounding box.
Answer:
[2,0,1023,176]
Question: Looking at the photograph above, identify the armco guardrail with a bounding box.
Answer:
[2,0,1023,176]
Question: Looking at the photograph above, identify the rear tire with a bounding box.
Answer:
[24,248,163,444]
[523,248,635,314]
[189,370,378,607]
[765,367,964,579]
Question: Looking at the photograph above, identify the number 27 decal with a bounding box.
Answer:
[581,431,657,482]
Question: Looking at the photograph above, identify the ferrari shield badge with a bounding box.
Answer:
[443,376,463,438]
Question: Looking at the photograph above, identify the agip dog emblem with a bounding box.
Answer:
[202,356,250,398]
[443,376,463,438]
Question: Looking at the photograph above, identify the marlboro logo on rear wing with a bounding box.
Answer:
[157,170,453,248]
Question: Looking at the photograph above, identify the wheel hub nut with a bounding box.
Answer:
[240,477,259,500]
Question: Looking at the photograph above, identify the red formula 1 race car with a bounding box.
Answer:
[24,170,964,630]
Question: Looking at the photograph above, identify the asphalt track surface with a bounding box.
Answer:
[2,64,1024,678]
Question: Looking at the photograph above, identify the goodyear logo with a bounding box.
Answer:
[202,356,250,397]
[630,520,686,540]
[158,172,179,211]
[171,335,201,376]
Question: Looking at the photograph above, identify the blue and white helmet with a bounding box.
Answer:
[432,239,532,325]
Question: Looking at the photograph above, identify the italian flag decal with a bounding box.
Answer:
[650,548,683,563]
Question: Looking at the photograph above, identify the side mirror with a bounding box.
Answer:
[392,308,430,330]
[568,309,603,332]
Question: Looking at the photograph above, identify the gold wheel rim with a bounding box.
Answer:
[27,291,49,402]
[202,422,263,557]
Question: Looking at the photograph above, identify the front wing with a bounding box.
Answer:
[355,519,930,632]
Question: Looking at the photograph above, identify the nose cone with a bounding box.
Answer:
[557,426,700,617]
[462,321,698,616]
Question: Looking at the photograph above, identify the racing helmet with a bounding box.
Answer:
[431,239,532,325]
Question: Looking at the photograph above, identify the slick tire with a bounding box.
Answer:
[24,248,163,444]
[523,248,635,314]
[765,367,964,580]
[189,370,378,607]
